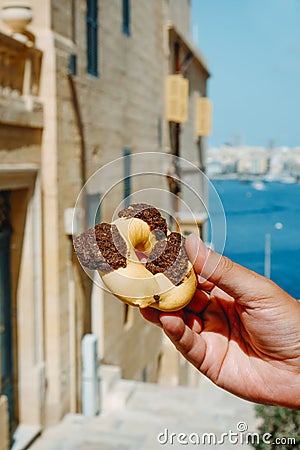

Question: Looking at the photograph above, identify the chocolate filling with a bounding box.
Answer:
[74,223,127,272]
[146,232,189,285]
[74,204,190,285]
[118,203,167,239]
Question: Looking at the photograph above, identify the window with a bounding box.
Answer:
[68,53,77,76]
[123,148,131,206]
[86,0,98,76]
[86,193,101,228]
[122,0,131,36]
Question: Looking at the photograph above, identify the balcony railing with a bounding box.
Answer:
[0,31,42,100]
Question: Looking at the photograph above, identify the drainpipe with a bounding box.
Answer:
[67,73,87,194]
[197,83,208,173]
[197,136,205,171]
[66,70,91,413]
[174,41,181,160]
[173,42,181,231]
[67,235,77,413]
[67,70,91,324]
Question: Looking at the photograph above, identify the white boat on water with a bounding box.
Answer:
[279,175,296,184]
[252,180,266,190]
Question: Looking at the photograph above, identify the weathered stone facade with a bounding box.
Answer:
[0,1,209,447]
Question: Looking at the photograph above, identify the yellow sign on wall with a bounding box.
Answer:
[166,74,189,123]
[195,97,212,136]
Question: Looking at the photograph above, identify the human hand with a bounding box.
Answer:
[140,234,300,409]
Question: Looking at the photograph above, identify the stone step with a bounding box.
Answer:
[100,365,122,398]
[30,375,257,450]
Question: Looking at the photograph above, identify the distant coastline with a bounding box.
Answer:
[209,173,299,184]
[209,179,300,300]
[206,145,300,183]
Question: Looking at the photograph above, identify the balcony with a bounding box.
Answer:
[0,31,43,129]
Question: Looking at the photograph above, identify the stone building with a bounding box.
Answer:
[0,1,210,448]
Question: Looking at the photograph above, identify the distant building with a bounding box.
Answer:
[206,145,300,180]
[0,1,210,448]
[236,148,268,176]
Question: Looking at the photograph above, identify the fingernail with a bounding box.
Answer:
[159,314,167,327]
[192,317,202,333]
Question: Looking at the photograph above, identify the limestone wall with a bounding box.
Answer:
[49,0,168,399]
[168,0,191,37]
[0,396,9,450]
[0,0,209,433]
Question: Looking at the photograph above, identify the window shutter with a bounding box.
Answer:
[195,97,212,136]
[166,74,189,123]
[180,77,189,123]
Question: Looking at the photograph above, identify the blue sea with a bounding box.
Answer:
[208,180,300,300]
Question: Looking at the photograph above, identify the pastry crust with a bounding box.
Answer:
[73,203,197,311]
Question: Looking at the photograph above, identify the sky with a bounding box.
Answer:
[191,0,300,148]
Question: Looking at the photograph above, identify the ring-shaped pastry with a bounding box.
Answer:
[74,203,197,311]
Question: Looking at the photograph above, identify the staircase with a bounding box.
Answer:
[29,365,257,450]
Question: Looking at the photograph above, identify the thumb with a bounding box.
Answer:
[185,233,273,303]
